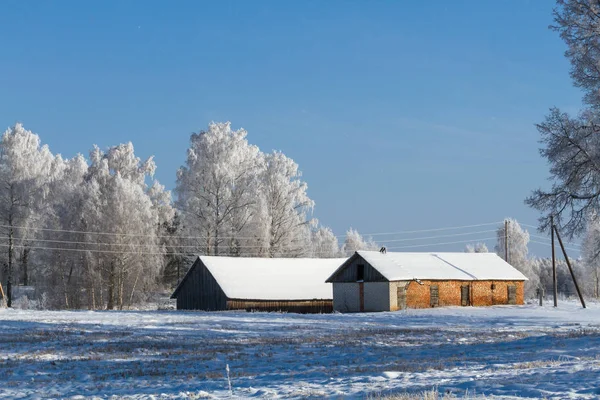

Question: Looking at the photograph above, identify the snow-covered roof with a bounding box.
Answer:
[190,256,347,300]
[329,251,528,282]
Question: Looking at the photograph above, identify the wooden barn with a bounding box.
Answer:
[326,251,528,312]
[171,255,347,313]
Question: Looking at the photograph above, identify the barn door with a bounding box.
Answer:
[430,285,439,307]
[359,282,365,312]
[461,285,470,306]
[507,284,517,305]
[397,286,407,310]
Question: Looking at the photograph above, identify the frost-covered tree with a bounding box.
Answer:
[261,151,315,257]
[582,215,600,298]
[552,0,600,107]
[530,256,584,299]
[310,225,340,258]
[525,108,600,236]
[77,143,173,309]
[495,219,529,267]
[464,242,489,253]
[176,122,263,256]
[160,212,189,288]
[0,124,57,306]
[342,228,379,256]
[495,219,538,297]
[526,2,600,236]
[37,154,89,308]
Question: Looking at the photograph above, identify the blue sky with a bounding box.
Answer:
[0,1,584,255]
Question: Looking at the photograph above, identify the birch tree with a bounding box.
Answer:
[310,225,341,257]
[261,151,315,257]
[176,122,263,256]
[495,219,538,297]
[0,124,56,306]
[465,242,489,253]
[38,154,89,308]
[495,219,530,267]
[583,215,600,298]
[342,228,379,256]
[80,143,173,309]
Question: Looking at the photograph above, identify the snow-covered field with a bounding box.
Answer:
[1,302,599,399]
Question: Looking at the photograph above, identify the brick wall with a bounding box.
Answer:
[405,280,525,309]
[470,280,524,306]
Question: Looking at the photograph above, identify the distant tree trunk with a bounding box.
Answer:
[7,214,14,308]
[128,266,141,308]
[118,263,125,310]
[88,281,96,310]
[595,268,600,299]
[21,247,29,286]
[58,254,70,309]
[107,261,116,310]
[214,193,220,256]
[99,282,104,309]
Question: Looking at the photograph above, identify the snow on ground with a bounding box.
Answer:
[1,302,599,399]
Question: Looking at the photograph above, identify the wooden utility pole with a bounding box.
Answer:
[553,225,586,309]
[504,219,509,263]
[551,215,557,308]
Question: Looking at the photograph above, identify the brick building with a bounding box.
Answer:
[326,251,527,312]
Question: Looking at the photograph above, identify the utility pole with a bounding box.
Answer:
[504,219,509,263]
[551,215,557,308]
[553,225,586,309]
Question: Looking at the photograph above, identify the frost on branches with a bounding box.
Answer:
[0,124,58,307]
[0,124,174,309]
[341,228,379,256]
[176,122,264,257]
[527,1,600,238]
[175,122,336,259]
[464,243,488,253]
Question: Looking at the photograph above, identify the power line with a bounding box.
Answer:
[338,221,503,238]
[380,229,498,244]
[0,220,504,242]
[0,242,342,257]
[2,236,273,249]
[529,233,581,247]
[387,237,498,250]
[519,223,540,230]
[530,240,581,253]
[0,229,499,249]
[0,223,261,241]
[0,235,501,255]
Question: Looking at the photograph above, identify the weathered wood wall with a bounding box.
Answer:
[328,255,386,283]
[175,259,228,310]
[227,299,332,314]
[332,283,360,312]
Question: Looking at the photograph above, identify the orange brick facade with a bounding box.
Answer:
[398,280,524,309]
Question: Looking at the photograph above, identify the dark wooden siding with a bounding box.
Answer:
[328,254,387,283]
[227,299,332,314]
[175,259,228,310]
